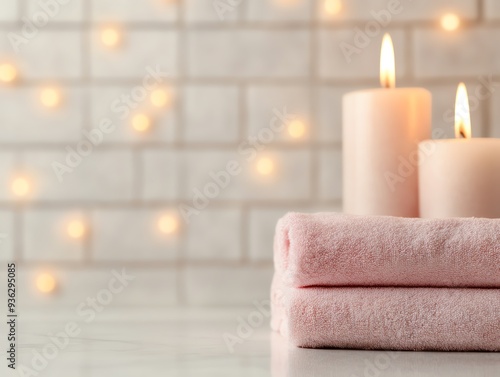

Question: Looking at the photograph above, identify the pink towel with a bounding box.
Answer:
[275,212,500,288]
[271,278,500,351]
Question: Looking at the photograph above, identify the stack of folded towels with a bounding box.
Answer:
[271,212,500,351]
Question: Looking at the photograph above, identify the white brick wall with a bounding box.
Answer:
[318,29,407,79]
[0,87,84,142]
[90,31,179,79]
[23,209,86,261]
[0,0,497,308]
[90,0,177,23]
[187,30,310,78]
[25,0,85,22]
[183,85,240,143]
[91,208,179,261]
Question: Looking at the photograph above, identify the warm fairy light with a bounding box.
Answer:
[441,13,460,31]
[0,63,18,83]
[158,214,179,235]
[256,157,275,176]
[324,0,342,16]
[101,26,121,47]
[67,219,86,239]
[132,113,151,132]
[150,88,172,108]
[380,33,396,89]
[455,82,471,139]
[40,87,62,108]
[36,273,57,294]
[288,119,306,139]
[11,176,31,198]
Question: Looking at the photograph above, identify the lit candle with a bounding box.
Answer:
[343,34,431,217]
[419,83,500,218]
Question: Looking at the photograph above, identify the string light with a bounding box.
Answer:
[11,176,31,198]
[256,157,275,176]
[441,13,460,31]
[158,213,179,235]
[0,63,18,84]
[40,87,62,108]
[288,119,306,139]
[150,88,172,108]
[101,26,122,48]
[131,113,151,132]
[67,219,86,239]
[324,0,342,16]
[36,273,57,294]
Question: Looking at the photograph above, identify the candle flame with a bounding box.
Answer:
[455,82,471,139]
[380,33,396,89]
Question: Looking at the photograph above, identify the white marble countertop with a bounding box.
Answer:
[5,308,500,376]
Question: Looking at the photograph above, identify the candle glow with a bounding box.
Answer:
[455,82,471,139]
[380,33,396,89]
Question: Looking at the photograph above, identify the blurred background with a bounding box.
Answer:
[0,0,499,311]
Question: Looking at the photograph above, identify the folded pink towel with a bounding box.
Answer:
[275,212,500,288]
[271,278,500,351]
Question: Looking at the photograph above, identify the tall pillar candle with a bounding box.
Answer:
[419,83,500,218]
[343,34,431,217]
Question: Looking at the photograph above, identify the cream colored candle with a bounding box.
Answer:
[419,83,500,218]
[343,34,431,217]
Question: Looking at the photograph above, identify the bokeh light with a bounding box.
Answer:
[324,0,342,16]
[40,87,62,108]
[101,26,122,47]
[36,273,57,294]
[0,63,18,84]
[150,88,172,108]
[67,219,86,239]
[288,119,306,139]
[132,113,151,132]
[11,176,31,198]
[256,157,275,176]
[441,13,460,31]
[158,213,179,235]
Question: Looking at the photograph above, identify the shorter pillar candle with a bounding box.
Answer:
[419,83,500,218]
